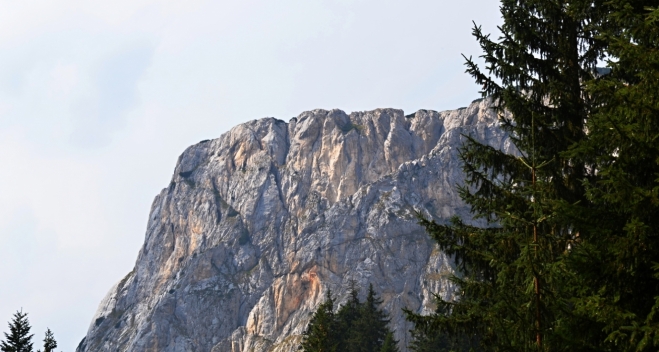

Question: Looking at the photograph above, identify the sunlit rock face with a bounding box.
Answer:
[76,98,511,352]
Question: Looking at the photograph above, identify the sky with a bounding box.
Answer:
[0,1,502,350]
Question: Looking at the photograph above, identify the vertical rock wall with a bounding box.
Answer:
[77,99,511,352]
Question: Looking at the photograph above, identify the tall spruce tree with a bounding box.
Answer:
[567,1,659,350]
[300,290,338,352]
[406,0,607,350]
[1,311,34,352]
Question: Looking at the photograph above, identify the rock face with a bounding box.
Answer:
[77,98,511,352]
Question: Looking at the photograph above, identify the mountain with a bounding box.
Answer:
[77,98,511,352]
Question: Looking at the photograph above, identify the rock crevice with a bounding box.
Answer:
[77,99,511,352]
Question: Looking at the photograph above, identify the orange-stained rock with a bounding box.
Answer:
[77,98,512,352]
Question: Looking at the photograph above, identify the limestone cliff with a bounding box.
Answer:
[77,98,511,352]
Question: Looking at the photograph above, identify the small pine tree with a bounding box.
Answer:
[300,284,398,352]
[36,329,56,352]
[336,282,362,352]
[300,290,338,352]
[380,332,399,352]
[1,310,34,352]
[351,284,392,352]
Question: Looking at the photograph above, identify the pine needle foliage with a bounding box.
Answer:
[336,283,362,352]
[381,332,400,352]
[36,329,57,352]
[300,290,339,352]
[407,0,609,351]
[1,311,34,352]
[350,284,392,352]
[300,285,397,352]
[567,1,659,350]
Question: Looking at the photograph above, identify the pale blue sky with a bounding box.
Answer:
[0,0,501,350]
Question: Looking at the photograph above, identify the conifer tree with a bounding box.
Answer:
[407,0,608,350]
[336,282,362,352]
[407,327,449,352]
[300,290,338,352]
[380,332,399,352]
[351,284,391,352]
[567,1,659,350]
[406,301,478,352]
[300,284,398,352]
[1,311,34,352]
[36,329,56,352]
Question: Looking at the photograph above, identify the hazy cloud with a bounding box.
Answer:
[71,44,154,147]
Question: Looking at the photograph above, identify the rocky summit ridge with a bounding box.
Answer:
[77,98,512,352]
